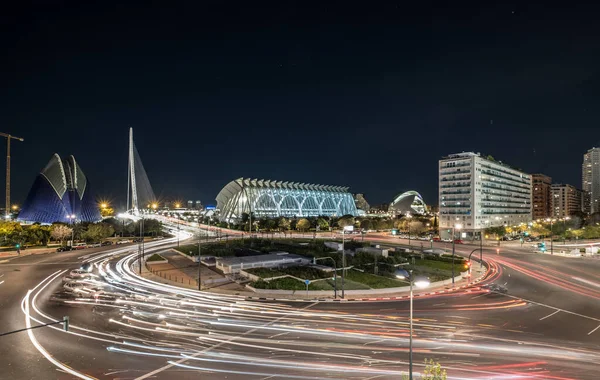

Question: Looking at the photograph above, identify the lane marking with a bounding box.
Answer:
[588,325,600,335]
[500,294,600,323]
[572,276,600,288]
[539,310,560,321]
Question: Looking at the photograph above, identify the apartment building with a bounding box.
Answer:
[532,174,552,219]
[439,152,532,239]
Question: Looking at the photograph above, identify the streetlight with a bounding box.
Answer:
[67,214,76,246]
[546,218,556,255]
[313,256,337,298]
[406,213,412,247]
[341,225,352,299]
[395,269,430,380]
[451,223,462,284]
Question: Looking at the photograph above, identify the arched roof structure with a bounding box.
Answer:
[216,178,358,221]
[389,191,427,215]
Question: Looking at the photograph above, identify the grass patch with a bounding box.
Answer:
[346,270,409,289]
[147,253,166,262]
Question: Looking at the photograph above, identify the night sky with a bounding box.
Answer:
[2,2,599,210]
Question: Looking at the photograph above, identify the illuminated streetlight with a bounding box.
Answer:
[395,269,429,380]
[451,223,462,284]
[406,212,413,246]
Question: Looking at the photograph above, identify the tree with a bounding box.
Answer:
[316,218,330,231]
[338,216,355,228]
[82,223,115,242]
[484,226,506,237]
[24,224,51,245]
[278,217,290,231]
[51,224,73,245]
[100,207,114,217]
[296,218,310,232]
[422,359,447,380]
[530,224,551,238]
[408,220,426,235]
[376,219,391,230]
[360,219,373,231]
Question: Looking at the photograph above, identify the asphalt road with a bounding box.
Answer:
[1,233,600,379]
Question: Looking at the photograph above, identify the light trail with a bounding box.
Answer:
[14,234,600,380]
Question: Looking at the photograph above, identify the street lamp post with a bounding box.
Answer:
[395,269,430,380]
[406,213,412,247]
[67,214,76,246]
[341,229,346,299]
[546,218,555,255]
[313,256,337,298]
[198,238,202,291]
[138,215,144,275]
[451,224,462,284]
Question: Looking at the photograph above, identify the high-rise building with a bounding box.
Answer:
[439,152,532,239]
[195,200,203,210]
[531,174,552,219]
[187,200,194,209]
[582,147,600,214]
[551,184,583,218]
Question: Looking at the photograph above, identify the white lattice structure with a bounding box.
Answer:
[216,178,358,221]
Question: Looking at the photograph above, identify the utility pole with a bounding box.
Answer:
[0,133,24,218]
[198,238,202,290]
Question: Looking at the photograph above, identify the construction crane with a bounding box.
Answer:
[0,132,24,217]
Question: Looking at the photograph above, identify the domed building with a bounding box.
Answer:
[388,191,427,215]
[18,154,101,224]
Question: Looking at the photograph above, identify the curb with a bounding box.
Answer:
[243,263,490,303]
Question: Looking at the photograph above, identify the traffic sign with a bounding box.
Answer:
[304,279,310,285]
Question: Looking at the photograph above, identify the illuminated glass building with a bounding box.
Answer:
[18,154,101,224]
[216,178,358,222]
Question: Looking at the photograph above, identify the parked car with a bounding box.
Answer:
[432,237,442,242]
[133,238,144,243]
[56,246,73,252]
[453,239,464,244]
[88,243,102,248]
[73,243,87,250]
[116,240,131,245]
[101,241,113,246]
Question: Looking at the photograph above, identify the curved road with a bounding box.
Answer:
[1,235,600,379]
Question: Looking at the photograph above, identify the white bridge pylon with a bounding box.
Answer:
[126,127,156,215]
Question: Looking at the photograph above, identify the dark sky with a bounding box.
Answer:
[2,1,600,210]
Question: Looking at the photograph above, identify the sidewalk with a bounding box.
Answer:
[0,247,56,260]
[140,249,244,292]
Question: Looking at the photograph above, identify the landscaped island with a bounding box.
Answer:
[176,238,467,291]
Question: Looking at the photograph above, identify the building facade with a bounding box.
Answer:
[582,147,600,214]
[439,152,532,238]
[216,178,358,222]
[532,174,552,219]
[551,184,583,218]
[18,154,101,224]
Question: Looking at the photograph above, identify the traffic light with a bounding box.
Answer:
[496,248,500,255]
[15,243,20,249]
